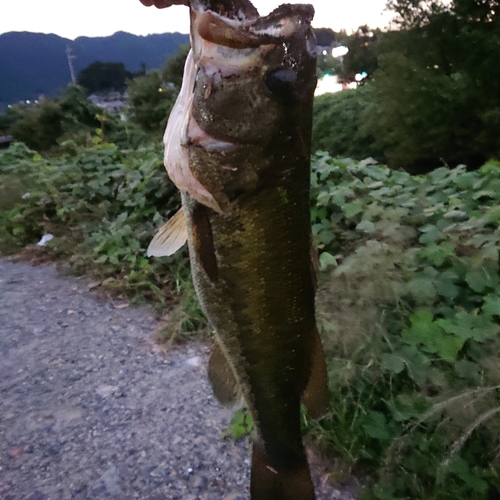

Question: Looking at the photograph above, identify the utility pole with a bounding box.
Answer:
[66,46,76,84]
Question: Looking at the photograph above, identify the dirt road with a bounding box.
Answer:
[0,258,356,500]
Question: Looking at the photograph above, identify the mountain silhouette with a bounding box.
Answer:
[0,31,189,109]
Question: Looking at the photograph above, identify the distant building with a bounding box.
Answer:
[88,92,127,115]
[0,135,14,149]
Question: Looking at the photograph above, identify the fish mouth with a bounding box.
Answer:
[192,0,259,21]
[191,0,315,49]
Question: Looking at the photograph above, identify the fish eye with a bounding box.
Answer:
[264,67,297,94]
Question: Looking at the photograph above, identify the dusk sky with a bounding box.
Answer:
[1,0,395,40]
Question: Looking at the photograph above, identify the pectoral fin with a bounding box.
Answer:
[301,327,329,420]
[147,208,187,257]
[208,338,242,408]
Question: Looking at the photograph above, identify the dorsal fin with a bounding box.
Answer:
[147,208,188,257]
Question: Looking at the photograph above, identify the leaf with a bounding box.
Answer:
[391,394,431,422]
[403,311,465,362]
[380,353,406,374]
[435,276,460,300]
[363,411,393,440]
[342,200,364,219]
[419,242,455,266]
[319,252,338,270]
[356,220,376,233]
[439,312,500,342]
[482,294,500,316]
[465,267,497,293]
[454,360,483,383]
[407,277,437,300]
[419,225,441,244]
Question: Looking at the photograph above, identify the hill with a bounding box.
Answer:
[0,31,189,109]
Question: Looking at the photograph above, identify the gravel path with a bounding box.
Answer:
[0,258,357,500]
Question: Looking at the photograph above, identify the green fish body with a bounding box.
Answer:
[148,1,329,498]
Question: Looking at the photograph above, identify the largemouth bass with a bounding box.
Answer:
[145,1,329,498]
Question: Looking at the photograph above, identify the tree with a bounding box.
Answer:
[312,86,384,160]
[58,84,100,129]
[362,1,500,171]
[339,26,380,82]
[127,46,189,135]
[127,70,178,134]
[9,100,65,151]
[77,61,132,94]
[161,44,189,88]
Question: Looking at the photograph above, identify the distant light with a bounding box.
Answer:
[331,46,349,58]
[158,88,163,93]
[7,105,12,108]
[355,72,368,82]
[322,50,328,55]
[315,74,343,95]
[26,100,31,104]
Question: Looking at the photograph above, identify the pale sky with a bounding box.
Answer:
[1,0,394,40]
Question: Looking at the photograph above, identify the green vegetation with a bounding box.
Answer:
[77,61,133,94]
[0,139,184,307]
[310,154,500,499]
[1,141,499,498]
[127,45,189,137]
[1,3,499,495]
[315,0,500,173]
[312,86,383,161]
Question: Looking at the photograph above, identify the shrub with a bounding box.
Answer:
[312,86,384,160]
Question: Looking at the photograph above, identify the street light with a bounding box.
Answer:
[331,45,349,58]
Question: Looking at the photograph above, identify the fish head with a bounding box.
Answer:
[190,1,317,144]
[164,0,317,212]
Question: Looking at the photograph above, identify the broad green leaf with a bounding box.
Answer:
[380,353,406,374]
[465,267,497,293]
[439,312,500,342]
[363,411,393,440]
[342,200,364,219]
[454,360,483,383]
[482,294,500,316]
[419,225,441,244]
[319,252,338,270]
[403,311,464,362]
[356,220,376,233]
[419,242,455,266]
[391,393,431,422]
[407,277,437,300]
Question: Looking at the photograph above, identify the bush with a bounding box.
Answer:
[9,100,65,151]
[310,153,500,499]
[0,139,185,308]
[312,86,384,160]
[364,14,500,173]
[127,71,178,136]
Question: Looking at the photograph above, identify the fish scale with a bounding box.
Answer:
[146,0,329,498]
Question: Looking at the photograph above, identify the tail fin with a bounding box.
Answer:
[251,441,316,500]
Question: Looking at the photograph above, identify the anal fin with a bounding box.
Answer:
[147,208,187,257]
[208,337,242,408]
[302,327,329,420]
